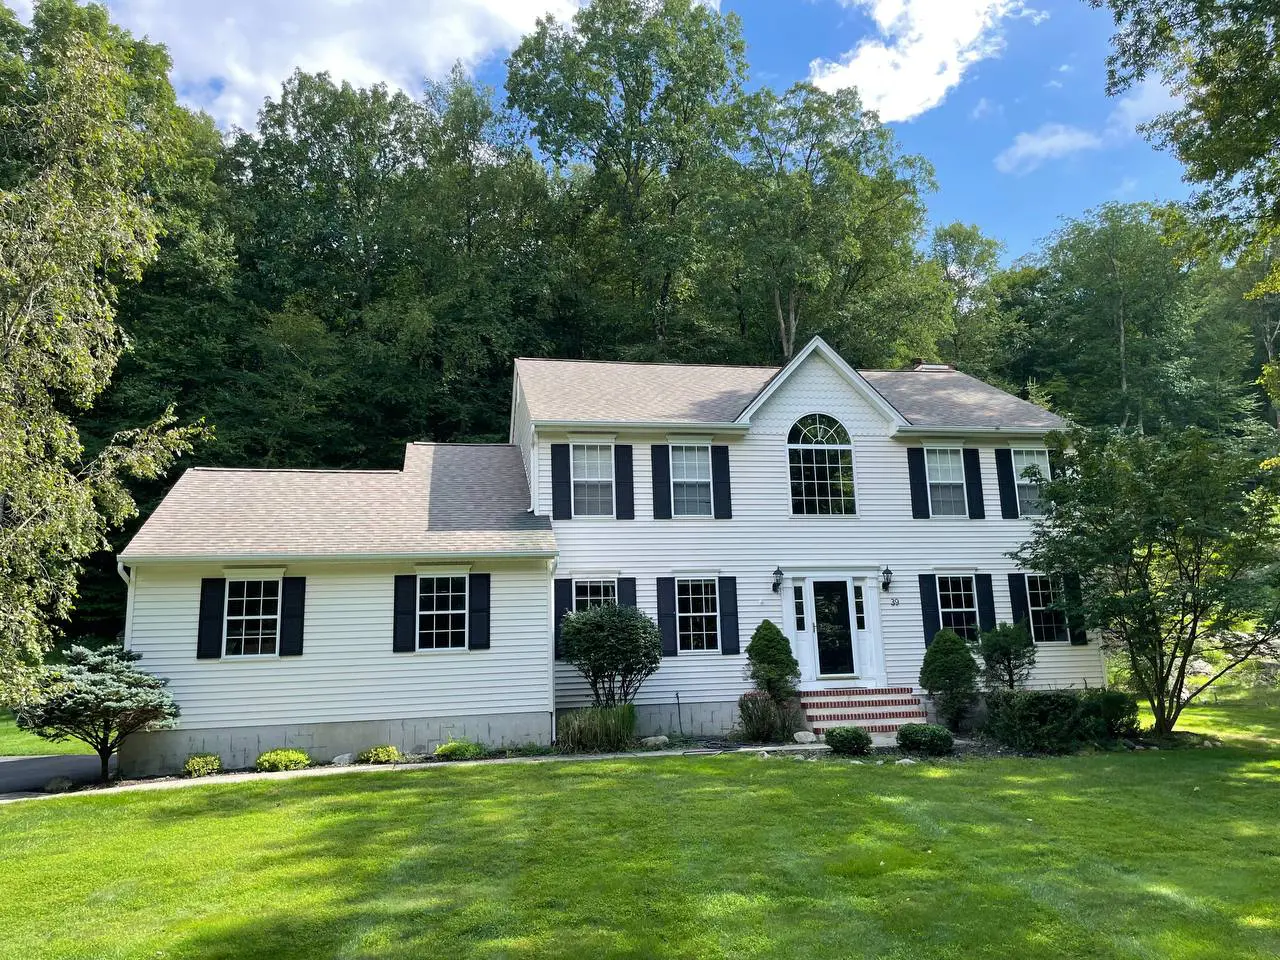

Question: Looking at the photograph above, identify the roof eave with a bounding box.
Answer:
[531,419,751,432]
[893,424,1064,438]
[119,548,558,564]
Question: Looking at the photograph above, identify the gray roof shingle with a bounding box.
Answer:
[860,369,1066,429]
[121,444,554,561]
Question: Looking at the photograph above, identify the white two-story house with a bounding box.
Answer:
[117,338,1103,774]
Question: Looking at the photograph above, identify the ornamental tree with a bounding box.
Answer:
[744,619,800,703]
[561,604,662,706]
[15,645,179,781]
[974,621,1036,691]
[919,629,979,731]
[1013,427,1280,735]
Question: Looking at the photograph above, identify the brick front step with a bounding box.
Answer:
[805,708,927,723]
[800,696,922,710]
[800,686,915,698]
[813,723,910,735]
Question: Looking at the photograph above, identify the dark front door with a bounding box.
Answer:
[813,580,855,676]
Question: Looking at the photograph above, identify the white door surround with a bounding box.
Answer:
[782,567,887,689]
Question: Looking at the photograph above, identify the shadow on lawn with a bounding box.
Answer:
[111,752,1280,959]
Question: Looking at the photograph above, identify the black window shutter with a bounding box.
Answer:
[1063,573,1088,644]
[393,574,417,652]
[614,445,634,520]
[657,576,677,656]
[919,573,940,645]
[651,445,672,520]
[907,448,930,518]
[551,443,571,520]
[553,578,573,659]
[1008,573,1030,629]
[717,576,739,654]
[617,577,637,607]
[468,574,491,650]
[963,448,985,519]
[711,445,732,519]
[279,577,306,656]
[995,448,1019,519]
[1048,448,1064,480]
[975,574,996,634]
[197,578,226,659]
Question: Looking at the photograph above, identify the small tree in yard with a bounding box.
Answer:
[561,604,662,706]
[975,621,1036,690]
[1014,427,1280,735]
[16,645,179,781]
[919,629,979,731]
[745,619,800,702]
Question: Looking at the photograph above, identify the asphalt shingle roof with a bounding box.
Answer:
[860,369,1066,430]
[120,444,554,561]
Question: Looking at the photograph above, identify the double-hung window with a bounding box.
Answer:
[573,579,618,612]
[1012,449,1051,517]
[936,575,978,641]
[670,445,712,517]
[224,579,280,656]
[418,575,468,650]
[676,578,719,651]
[925,448,967,517]
[1025,574,1068,642]
[570,443,614,517]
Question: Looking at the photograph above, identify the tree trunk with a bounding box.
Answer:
[98,747,111,783]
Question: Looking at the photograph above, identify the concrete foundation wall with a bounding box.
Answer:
[557,700,740,739]
[119,710,553,777]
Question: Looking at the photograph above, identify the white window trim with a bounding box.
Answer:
[222,577,283,659]
[415,573,470,653]
[569,442,616,519]
[1023,573,1068,644]
[924,446,968,519]
[572,577,620,612]
[935,573,978,639]
[675,576,720,654]
[786,412,859,518]
[669,443,714,519]
[1011,448,1051,519]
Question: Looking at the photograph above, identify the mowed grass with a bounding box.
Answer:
[0,712,92,757]
[1,717,1278,960]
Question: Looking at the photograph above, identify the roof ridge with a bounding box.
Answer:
[407,442,519,448]
[516,356,780,371]
[187,467,402,475]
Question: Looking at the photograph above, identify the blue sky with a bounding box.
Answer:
[25,0,1184,262]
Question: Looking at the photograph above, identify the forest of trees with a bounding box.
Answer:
[5,0,1280,663]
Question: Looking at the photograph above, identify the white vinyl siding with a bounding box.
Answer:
[571,443,614,517]
[925,448,967,517]
[1012,448,1051,517]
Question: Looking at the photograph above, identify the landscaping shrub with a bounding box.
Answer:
[919,629,980,731]
[985,688,1142,752]
[736,690,804,743]
[745,619,800,702]
[183,753,222,778]
[255,748,310,772]
[1077,689,1141,741]
[824,725,874,756]
[896,723,954,756]
[433,738,486,761]
[561,604,662,706]
[974,621,1036,690]
[556,704,637,753]
[356,744,405,764]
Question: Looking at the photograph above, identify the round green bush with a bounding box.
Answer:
[356,744,405,765]
[561,604,662,706]
[919,629,979,731]
[745,619,800,702]
[255,748,311,772]
[433,738,486,761]
[896,723,954,756]
[824,725,874,756]
[183,753,222,778]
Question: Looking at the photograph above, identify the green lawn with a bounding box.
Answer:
[0,711,92,757]
[1,699,1278,960]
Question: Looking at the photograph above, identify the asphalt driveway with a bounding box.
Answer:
[0,754,111,793]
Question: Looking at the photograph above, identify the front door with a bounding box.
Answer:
[813,580,855,676]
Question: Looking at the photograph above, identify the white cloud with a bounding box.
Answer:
[807,1,1047,122]
[1045,79,1063,89]
[1113,175,1139,197]
[993,123,1102,174]
[95,0,579,129]
[1104,77,1178,136]
[970,96,999,120]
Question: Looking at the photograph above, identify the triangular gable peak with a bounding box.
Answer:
[734,337,909,428]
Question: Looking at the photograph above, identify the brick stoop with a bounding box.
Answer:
[800,686,928,736]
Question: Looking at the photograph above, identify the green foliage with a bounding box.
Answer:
[14,645,179,781]
[984,689,1142,753]
[433,739,486,761]
[736,691,803,743]
[255,749,310,772]
[183,753,222,778]
[919,630,979,731]
[561,604,662,706]
[895,723,954,756]
[745,619,800,702]
[356,745,405,765]
[1014,427,1280,734]
[556,705,637,753]
[975,621,1036,691]
[824,725,874,756]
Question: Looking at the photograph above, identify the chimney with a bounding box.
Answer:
[912,359,955,372]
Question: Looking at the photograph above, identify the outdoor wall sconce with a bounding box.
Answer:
[881,567,894,592]
[772,566,784,593]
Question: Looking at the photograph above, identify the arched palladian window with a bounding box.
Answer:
[788,414,856,515]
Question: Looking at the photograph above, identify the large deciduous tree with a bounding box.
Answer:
[1014,427,1280,735]
[0,1,204,698]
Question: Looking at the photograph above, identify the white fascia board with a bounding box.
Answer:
[893,425,1062,440]
[119,549,558,564]
[531,420,750,433]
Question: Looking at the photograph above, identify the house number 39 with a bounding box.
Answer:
[888,598,900,606]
